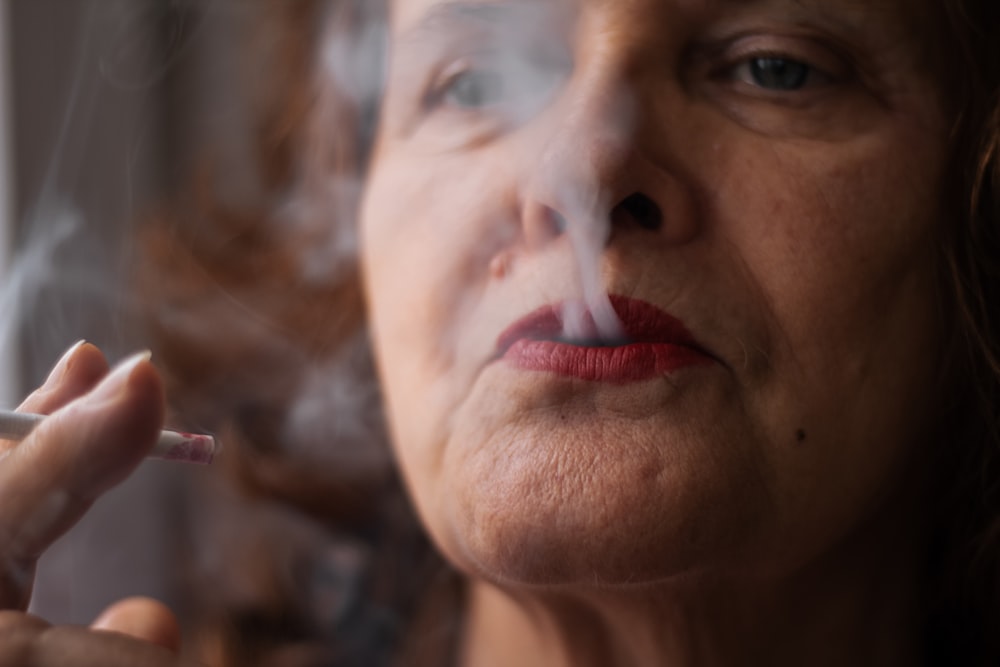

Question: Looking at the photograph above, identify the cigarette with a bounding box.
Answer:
[0,410,217,464]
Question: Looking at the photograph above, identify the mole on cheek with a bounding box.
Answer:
[796,429,807,444]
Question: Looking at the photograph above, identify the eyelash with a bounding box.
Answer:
[422,43,845,120]
[714,34,853,96]
[426,64,506,110]
[729,56,825,91]
[424,54,569,118]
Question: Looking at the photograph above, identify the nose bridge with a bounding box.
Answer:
[539,72,637,213]
[511,7,700,262]
[520,69,641,247]
[517,64,699,254]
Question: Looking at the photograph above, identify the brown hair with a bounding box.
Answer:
[140,1,460,665]
[926,0,1000,662]
[137,0,1000,664]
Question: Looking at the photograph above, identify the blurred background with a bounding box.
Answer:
[1,0,262,625]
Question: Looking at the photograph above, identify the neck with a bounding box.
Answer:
[457,526,927,667]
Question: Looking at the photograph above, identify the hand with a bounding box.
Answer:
[0,596,196,666]
[0,342,165,609]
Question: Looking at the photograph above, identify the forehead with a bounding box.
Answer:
[386,0,943,85]
[388,0,924,32]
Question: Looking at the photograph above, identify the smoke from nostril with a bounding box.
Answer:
[559,185,627,344]
[545,84,637,345]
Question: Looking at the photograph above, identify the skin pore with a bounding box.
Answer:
[360,0,951,665]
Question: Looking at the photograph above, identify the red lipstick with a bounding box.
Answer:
[495,296,712,383]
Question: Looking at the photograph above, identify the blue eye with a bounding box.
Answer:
[441,68,507,108]
[744,57,813,91]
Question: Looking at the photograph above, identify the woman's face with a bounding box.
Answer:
[360,0,949,585]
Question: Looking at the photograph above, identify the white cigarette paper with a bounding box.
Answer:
[0,410,217,464]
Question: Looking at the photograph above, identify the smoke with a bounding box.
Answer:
[5,213,100,397]
[380,0,629,345]
[561,175,630,343]
[2,0,202,384]
[10,0,639,644]
[281,330,389,476]
[13,0,358,627]
[557,92,637,344]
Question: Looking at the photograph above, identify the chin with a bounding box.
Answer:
[399,376,777,590]
[445,518,695,590]
[425,426,768,590]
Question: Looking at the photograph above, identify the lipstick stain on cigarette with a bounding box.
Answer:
[154,434,217,465]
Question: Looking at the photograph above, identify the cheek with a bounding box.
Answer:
[361,148,518,332]
[709,126,948,541]
[370,163,518,340]
[723,133,945,377]
[359,92,951,584]
[359,147,519,499]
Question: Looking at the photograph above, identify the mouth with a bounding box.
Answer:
[494,295,714,384]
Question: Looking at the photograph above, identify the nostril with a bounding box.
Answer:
[550,210,569,235]
[616,193,663,231]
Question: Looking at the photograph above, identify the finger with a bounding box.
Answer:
[0,620,197,667]
[0,610,48,635]
[0,355,165,605]
[0,611,49,666]
[17,342,109,416]
[91,597,181,654]
[1,343,108,458]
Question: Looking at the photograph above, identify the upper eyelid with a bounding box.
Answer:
[422,39,572,93]
[407,26,858,117]
[422,56,495,109]
[684,34,856,87]
[424,55,569,115]
[720,35,851,78]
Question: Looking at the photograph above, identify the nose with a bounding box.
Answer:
[518,76,698,251]
[614,193,663,231]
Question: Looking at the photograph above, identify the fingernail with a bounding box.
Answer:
[44,339,88,386]
[88,351,153,403]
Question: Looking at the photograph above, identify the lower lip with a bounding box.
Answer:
[502,339,711,384]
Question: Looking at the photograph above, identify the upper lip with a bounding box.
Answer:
[495,295,710,357]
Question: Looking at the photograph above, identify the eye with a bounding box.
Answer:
[439,67,507,109]
[426,52,570,119]
[733,57,822,92]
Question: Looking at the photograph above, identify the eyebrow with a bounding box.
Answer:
[398,0,905,68]
[400,0,867,36]
[399,0,547,45]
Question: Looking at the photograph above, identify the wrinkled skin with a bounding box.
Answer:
[0,343,188,666]
[361,0,950,664]
[0,0,956,664]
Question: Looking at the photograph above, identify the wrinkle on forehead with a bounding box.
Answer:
[390,0,946,73]
[392,0,560,36]
[391,0,927,20]
[395,0,561,44]
[389,0,947,101]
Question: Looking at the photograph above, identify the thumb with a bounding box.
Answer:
[90,596,182,654]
